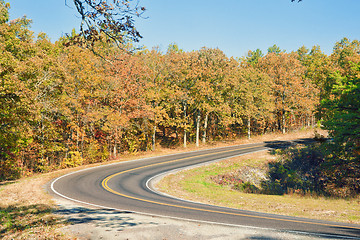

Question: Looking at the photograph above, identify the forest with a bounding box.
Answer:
[0,1,359,196]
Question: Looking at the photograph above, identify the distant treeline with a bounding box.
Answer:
[0,2,359,181]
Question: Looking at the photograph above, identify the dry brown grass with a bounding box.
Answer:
[0,128,326,239]
[0,171,69,239]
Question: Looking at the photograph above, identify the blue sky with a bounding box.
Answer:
[8,0,360,58]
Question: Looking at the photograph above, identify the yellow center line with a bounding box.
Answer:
[101,146,360,231]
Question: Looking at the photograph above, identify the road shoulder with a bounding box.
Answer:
[53,194,325,240]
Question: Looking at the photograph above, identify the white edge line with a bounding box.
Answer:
[50,145,360,240]
[50,144,268,210]
[146,149,269,209]
[50,142,269,197]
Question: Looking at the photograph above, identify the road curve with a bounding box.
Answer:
[50,140,360,239]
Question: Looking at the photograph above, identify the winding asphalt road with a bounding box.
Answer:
[51,140,360,239]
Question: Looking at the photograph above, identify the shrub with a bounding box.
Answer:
[260,144,325,195]
[61,151,84,168]
[260,180,284,195]
[261,143,360,198]
[85,141,109,163]
[234,181,259,193]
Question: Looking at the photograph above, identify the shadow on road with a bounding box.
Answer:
[330,226,360,239]
[55,207,158,232]
[247,236,281,240]
[264,138,316,150]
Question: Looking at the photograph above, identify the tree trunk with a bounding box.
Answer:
[81,129,84,156]
[184,131,187,148]
[76,126,79,151]
[247,115,251,139]
[108,137,111,158]
[282,89,286,134]
[152,125,156,151]
[312,115,315,127]
[196,110,201,147]
[183,103,187,148]
[113,141,117,158]
[202,113,208,144]
[282,110,286,134]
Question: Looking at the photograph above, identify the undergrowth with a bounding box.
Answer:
[212,142,360,199]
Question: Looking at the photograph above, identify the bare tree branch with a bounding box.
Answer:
[67,0,145,50]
